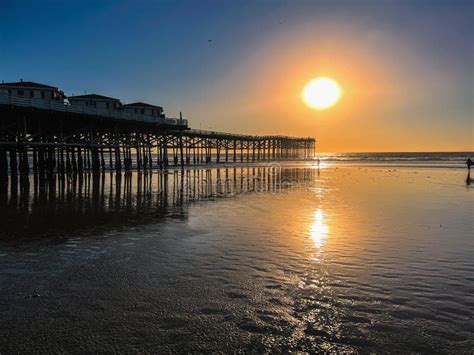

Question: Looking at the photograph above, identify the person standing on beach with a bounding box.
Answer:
[467,158,473,172]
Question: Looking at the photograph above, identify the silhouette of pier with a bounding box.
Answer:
[0,96,316,184]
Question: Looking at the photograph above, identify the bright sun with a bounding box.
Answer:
[302,77,341,110]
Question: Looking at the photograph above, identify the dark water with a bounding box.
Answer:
[0,164,473,353]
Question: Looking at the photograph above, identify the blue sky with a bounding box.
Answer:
[1,0,472,151]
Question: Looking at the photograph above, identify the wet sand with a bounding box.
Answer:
[0,165,472,353]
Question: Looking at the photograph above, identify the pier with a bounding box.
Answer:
[0,92,315,182]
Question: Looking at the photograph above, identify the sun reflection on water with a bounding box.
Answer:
[310,208,329,249]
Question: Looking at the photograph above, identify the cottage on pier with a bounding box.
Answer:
[68,94,122,110]
[121,102,165,118]
[0,80,65,101]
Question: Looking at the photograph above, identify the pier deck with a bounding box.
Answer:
[0,94,315,180]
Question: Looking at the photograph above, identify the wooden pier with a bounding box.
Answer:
[0,94,316,182]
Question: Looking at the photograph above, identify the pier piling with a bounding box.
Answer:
[0,103,315,180]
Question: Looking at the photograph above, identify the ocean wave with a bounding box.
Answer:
[316,152,473,163]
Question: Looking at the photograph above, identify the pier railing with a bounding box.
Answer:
[185,129,313,141]
[0,93,188,127]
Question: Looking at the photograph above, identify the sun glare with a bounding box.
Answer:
[302,77,341,110]
[310,208,329,249]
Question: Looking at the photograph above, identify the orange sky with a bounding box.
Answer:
[179,20,473,152]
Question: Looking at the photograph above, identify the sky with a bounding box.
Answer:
[0,0,472,152]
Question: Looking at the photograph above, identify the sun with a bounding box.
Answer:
[302,77,341,110]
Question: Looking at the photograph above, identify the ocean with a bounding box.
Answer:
[316,152,472,168]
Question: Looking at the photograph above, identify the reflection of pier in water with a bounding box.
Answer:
[0,167,317,240]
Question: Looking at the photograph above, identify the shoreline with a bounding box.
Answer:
[1,159,470,177]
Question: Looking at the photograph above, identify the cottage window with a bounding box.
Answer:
[41,92,45,99]
[141,108,145,114]
[17,90,24,96]
[30,91,34,98]
[106,102,109,109]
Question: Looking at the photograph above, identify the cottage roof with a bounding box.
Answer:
[122,102,163,109]
[0,81,59,90]
[68,94,121,102]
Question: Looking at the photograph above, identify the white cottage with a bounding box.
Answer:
[121,102,165,118]
[68,94,122,110]
[0,80,65,101]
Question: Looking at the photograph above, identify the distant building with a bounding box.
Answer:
[0,80,65,101]
[121,102,165,118]
[68,94,122,110]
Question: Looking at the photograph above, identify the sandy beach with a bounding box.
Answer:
[0,164,472,352]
